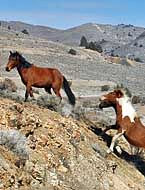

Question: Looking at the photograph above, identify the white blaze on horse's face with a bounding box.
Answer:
[100,96,106,101]
[117,95,137,122]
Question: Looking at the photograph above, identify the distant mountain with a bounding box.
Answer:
[46,23,145,46]
[0,21,61,39]
[113,30,145,61]
[1,20,145,61]
[1,21,144,45]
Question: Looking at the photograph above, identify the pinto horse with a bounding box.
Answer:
[99,88,145,154]
[6,51,75,105]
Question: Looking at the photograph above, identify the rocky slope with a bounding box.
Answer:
[1,21,145,190]
[0,97,145,190]
[1,25,145,97]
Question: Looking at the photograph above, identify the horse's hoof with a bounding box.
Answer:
[107,148,113,154]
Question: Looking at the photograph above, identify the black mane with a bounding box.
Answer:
[11,51,33,68]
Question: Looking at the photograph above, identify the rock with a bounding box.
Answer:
[57,165,68,173]
[68,48,77,55]
[101,85,110,91]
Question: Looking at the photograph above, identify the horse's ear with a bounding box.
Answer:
[10,51,12,55]
[115,90,123,98]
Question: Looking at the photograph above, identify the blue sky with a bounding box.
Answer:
[0,0,145,29]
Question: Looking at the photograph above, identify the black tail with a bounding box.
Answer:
[63,76,76,105]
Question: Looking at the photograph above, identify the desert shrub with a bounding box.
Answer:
[86,41,103,53]
[101,85,110,91]
[0,78,17,92]
[21,29,29,35]
[68,48,77,55]
[100,39,107,44]
[37,94,61,110]
[128,32,132,37]
[0,130,29,159]
[132,96,141,104]
[134,57,143,63]
[141,97,145,105]
[8,25,11,30]
[134,42,138,46]
[0,90,23,103]
[110,52,114,56]
[80,36,88,47]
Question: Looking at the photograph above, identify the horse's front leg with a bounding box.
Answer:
[107,129,125,154]
[24,84,31,102]
[30,87,34,98]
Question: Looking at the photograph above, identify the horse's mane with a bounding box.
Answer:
[114,84,132,98]
[12,51,33,68]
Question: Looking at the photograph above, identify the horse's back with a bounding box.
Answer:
[27,66,63,87]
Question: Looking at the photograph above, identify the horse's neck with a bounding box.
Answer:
[17,59,32,75]
[116,97,137,123]
[17,63,28,83]
[115,103,123,122]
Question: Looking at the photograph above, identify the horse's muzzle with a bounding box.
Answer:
[99,101,112,109]
[99,102,104,109]
[99,101,109,109]
[5,67,10,72]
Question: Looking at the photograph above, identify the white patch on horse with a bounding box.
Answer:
[117,96,137,122]
[100,96,106,101]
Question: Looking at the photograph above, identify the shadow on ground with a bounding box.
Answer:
[90,124,145,177]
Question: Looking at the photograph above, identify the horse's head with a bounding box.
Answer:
[6,51,21,72]
[99,89,124,109]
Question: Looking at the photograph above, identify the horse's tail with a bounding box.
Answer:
[63,76,76,105]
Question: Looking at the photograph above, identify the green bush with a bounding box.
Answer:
[134,57,143,62]
[21,29,29,35]
[86,41,103,53]
[80,36,88,47]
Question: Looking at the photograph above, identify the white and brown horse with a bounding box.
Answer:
[99,88,145,154]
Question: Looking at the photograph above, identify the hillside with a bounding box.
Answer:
[1,20,145,189]
[1,21,144,45]
[0,97,145,190]
[0,21,61,39]
[1,20,145,61]
[1,25,145,96]
[114,30,145,61]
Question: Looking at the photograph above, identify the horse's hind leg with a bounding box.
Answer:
[52,86,62,104]
[30,87,34,97]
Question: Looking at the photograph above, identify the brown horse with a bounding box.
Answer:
[6,51,75,105]
[99,88,145,154]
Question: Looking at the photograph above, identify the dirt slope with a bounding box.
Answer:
[0,97,145,190]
